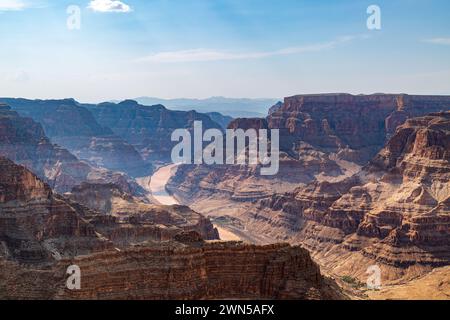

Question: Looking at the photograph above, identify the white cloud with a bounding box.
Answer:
[137,36,364,63]
[0,0,27,11]
[88,0,131,13]
[423,38,450,45]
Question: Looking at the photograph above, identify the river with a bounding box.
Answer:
[137,164,241,241]
[143,164,179,205]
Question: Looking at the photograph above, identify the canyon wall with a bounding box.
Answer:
[271,94,450,162]
[0,156,341,299]
[245,111,450,282]
[84,100,224,162]
[1,98,151,177]
[168,95,450,283]
[0,103,143,194]
[55,241,340,300]
[1,240,342,300]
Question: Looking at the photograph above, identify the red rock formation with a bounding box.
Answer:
[67,182,220,243]
[0,240,342,300]
[169,94,450,213]
[245,112,450,282]
[0,157,342,300]
[54,241,340,300]
[0,157,112,265]
[270,94,450,163]
[167,108,450,285]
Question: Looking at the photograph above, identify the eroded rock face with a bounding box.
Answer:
[0,104,144,194]
[270,94,450,163]
[0,157,112,265]
[1,98,151,177]
[168,97,450,283]
[0,241,342,300]
[67,182,220,243]
[84,100,224,162]
[245,112,450,282]
[58,241,342,300]
[0,157,341,300]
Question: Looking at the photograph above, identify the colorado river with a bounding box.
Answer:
[138,164,242,241]
[136,164,179,206]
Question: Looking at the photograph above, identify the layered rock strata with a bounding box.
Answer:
[0,157,341,300]
[1,98,150,177]
[84,100,224,162]
[0,104,143,194]
[67,182,220,244]
[244,112,450,282]
[168,96,450,283]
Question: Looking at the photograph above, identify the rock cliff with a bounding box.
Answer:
[1,98,151,177]
[84,100,224,162]
[245,112,450,282]
[0,157,342,300]
[270,94,450,163]
[0,103,143,194]
[0,157,112,265]
[167,95,450,284]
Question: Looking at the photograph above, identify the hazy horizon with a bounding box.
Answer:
[4,92,450,106]
[1,0,450,101]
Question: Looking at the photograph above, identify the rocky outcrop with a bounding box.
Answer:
[0,157,112,265]
[0,240,342,300]
[1,98,151,177]
[0,157,342,300]
[67,182,220,243]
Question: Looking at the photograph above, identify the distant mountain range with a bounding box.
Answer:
[127,97,279,118]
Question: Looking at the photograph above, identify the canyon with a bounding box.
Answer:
[1,93,449,300]
[1,98,151,178]
[83,99,224,163]
[0,156,341,300]
[0,103,143,195]
[167,94,450,297]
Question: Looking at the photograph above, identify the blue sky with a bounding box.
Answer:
[0,0,449,102]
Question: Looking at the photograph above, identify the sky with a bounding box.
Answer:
[0,0,449,102]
